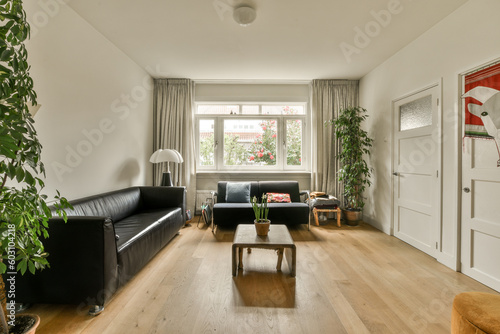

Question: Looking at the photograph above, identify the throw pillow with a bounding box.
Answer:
[226,182,251,203]
[266,192,291,203]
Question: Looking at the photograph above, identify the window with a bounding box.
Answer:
[199,119,214,166]
[399,95,432,131]
[196,103,307,171]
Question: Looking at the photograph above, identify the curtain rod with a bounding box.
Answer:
[192,79,312,85]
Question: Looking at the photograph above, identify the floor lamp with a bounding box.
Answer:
[149,149,183,186]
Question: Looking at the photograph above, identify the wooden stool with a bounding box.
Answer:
[312,207,341,227]
[451,292,500,334]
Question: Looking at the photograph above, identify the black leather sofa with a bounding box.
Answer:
[15,186,185,315]
[211,181,310,231]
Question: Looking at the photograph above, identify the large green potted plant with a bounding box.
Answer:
[326,106,373,226]
[0,1,71,333]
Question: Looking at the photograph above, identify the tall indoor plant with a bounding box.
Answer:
[327,106,373,226]
[0,1,70,333]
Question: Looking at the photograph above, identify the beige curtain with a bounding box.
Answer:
[153,78,196,213]
[311,80,359,203]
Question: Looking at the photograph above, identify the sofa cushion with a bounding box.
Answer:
[217,181,259,203]
[213,202,309,226]
[114,207,184,287]
[266,192,291,203]
[226,182,251,203]
[62,187,142,222]
[258,181,301,202]
[213,203,255,225]
[114,208,180,251]
[267,202,309,225]
[310,196,340,209]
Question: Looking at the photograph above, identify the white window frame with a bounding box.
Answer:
[195,102,309,172]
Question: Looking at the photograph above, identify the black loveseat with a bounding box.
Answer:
[15,186,185,315]
[211,181,310,231]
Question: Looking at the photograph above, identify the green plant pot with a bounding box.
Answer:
[343,209,362,226]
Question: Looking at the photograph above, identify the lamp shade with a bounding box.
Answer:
[150,149,183,187]
[149,149,183,164]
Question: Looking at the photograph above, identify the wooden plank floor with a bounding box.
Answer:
[27,220,498,334]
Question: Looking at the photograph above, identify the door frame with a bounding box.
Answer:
[390,80,443,256]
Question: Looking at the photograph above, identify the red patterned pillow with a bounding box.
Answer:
[266,193,291,203]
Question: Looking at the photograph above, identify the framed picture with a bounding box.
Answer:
[462,59,500,165]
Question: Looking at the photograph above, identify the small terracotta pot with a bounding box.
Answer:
[254,219,271,236]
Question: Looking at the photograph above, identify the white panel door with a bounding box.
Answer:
[460,62,500,292]
[461,137,500,291]
[392,84,441,258]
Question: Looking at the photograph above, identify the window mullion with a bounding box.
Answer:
[216,117,223,169]
[278,117,284,170]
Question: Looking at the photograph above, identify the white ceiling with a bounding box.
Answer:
[67,0,468,81]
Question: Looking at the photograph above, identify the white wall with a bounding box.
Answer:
[24,1,153,201]
[359,0,500,269]
[195,83,310,103]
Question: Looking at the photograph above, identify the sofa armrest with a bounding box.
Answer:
[16,216,119,306]
[140,186,186,218]
[211,191,218,204]
[300,190,311,206]
[300,190,312,231]
[210,191,218,232]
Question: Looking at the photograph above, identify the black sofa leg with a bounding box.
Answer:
[88,305,104,316]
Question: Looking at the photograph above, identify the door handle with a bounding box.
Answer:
[463,187,470,193]
[393,172,398,176]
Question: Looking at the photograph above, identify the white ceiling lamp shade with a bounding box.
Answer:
[233,6,257,26]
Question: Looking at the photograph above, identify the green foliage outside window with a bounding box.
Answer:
[223,134,247,165]
[199,134,214,166]
[286,119,302,166]
[248,120,277,165]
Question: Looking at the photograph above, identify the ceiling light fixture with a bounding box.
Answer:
[233,6,257,26]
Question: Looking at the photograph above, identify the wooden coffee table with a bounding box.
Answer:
[232,224,296,277]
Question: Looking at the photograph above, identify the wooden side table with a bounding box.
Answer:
[313,207,341,227]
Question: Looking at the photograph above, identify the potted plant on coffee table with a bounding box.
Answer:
[0,1,71,333]
[326,106,373,226]
[252,195,270,236]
